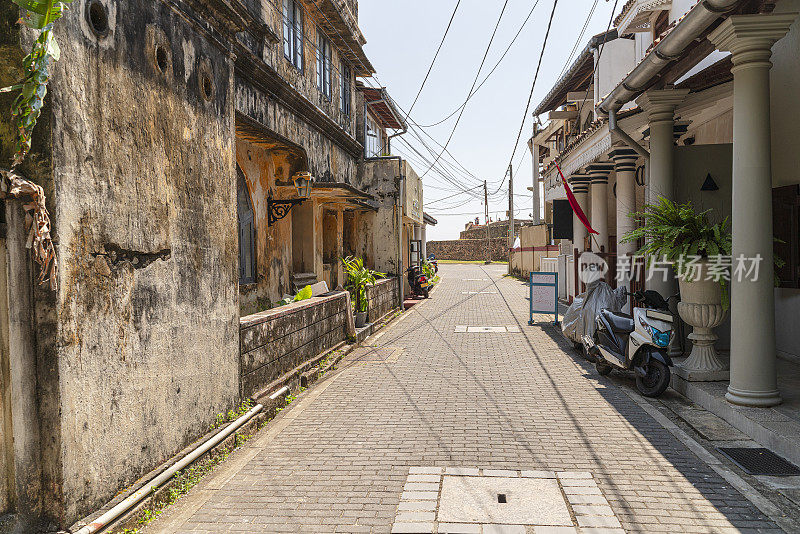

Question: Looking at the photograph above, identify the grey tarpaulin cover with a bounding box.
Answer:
[562,281,627,344]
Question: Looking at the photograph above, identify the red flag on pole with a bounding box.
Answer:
[555,160,598,235]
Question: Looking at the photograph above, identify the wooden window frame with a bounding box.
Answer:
[283,0,304,71]
[340,60,352,117]
[316,29,332,100]
[237,166,257,285]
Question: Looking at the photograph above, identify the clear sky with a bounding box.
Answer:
[358,0,620,240]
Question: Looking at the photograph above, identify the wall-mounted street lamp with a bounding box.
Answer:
[267,171,314,226]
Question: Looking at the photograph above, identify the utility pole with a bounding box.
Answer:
[508,163,514,273]
[484,180,491,264]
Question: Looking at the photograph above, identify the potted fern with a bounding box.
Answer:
[621,197,731,377]
[341,256,385,328]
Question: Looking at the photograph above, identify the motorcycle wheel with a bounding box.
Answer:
[595,362,613,376]
[422,287,429,299]
[636,359,671,397]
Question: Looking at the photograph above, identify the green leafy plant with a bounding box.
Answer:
[622,197,733,308]
[1,0,72,165]
[420,259,440,285]
[621,196,732,272]
[293,284,313,302]
[341,255,385,313]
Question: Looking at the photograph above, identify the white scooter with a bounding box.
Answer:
[583,290,676,397]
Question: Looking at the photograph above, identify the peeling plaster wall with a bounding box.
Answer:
[236,138,294,311]
[235,78,357,184]
[354,159,402,275]
[23,2,239,525]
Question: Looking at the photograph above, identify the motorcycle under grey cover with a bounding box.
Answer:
[561,281,627,344]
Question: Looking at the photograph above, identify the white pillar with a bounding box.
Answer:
[636,89,689,300]
[530,143,542,225]
[610,149,639,312]
[569,173,591,252]
[636,89,689,203]
[587,163,614,252]
[709,13,798,407]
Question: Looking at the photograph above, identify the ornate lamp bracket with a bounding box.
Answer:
[267,191,306,226]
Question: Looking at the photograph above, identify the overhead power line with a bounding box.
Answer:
[418,0,542,128]
[401,0,463,124]
[493,0,560,195]
[418,0,512,179]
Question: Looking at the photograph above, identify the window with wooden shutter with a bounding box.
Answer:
[773,184,800,288]
[237,166,256,285]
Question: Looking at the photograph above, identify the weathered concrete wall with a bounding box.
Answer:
[239,292,349,398]
[354,158,402,276]
[365,277,399,322]
[2,2,241,525]
[427,238,510,262]
[0,224,11,515]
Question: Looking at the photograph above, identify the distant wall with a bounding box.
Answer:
[460,220,530,240]
[428,238,509,262]
[239,292,349,399]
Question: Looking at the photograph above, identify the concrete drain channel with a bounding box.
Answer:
[391,467,622,534]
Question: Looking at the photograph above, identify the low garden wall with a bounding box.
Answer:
[239,291,349,399]
[365,277,399,322]
[427,238,509,261]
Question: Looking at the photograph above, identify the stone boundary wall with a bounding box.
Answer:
[365,277,399,322]
[459,220,530,240]
[427,238,509,262]
[239,292,349,398]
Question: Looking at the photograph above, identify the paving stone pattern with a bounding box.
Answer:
[148,264,782,533]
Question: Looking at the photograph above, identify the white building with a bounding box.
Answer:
[531,0,800,462]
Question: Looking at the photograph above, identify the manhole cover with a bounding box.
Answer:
[345,347,401,363]
[438,476,571,526]
[454,326,521,333]
[718,447,800,476]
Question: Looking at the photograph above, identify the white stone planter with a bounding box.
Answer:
[676,261,729,381]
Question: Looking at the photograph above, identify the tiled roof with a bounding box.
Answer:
[614,0,639,27]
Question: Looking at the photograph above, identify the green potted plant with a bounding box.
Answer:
[341,255,385,328]
[420,258,440,287]
[621,197,731,378]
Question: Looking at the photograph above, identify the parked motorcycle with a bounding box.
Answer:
[427,254,438,273]
[583,289,676,397]
[406,264,430,299]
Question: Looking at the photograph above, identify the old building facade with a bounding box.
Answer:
[0,0,426,530]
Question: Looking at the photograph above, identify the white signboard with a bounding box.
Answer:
[529,271,558,325]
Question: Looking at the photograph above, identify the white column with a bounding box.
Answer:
[587,163,614,252]
[636,89,689,300]
[610,149,639,312]
[709,13,798,407]
[636,89,689,203]
[530,143,542,225]
[569,173,591,252]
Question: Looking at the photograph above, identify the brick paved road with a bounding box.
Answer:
[148,264,781,533]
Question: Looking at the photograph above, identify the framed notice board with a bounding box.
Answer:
[529,271,559,326]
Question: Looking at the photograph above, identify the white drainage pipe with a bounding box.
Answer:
[74,403,263,534]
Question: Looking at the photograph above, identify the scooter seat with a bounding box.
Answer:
[601,308,634,334]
